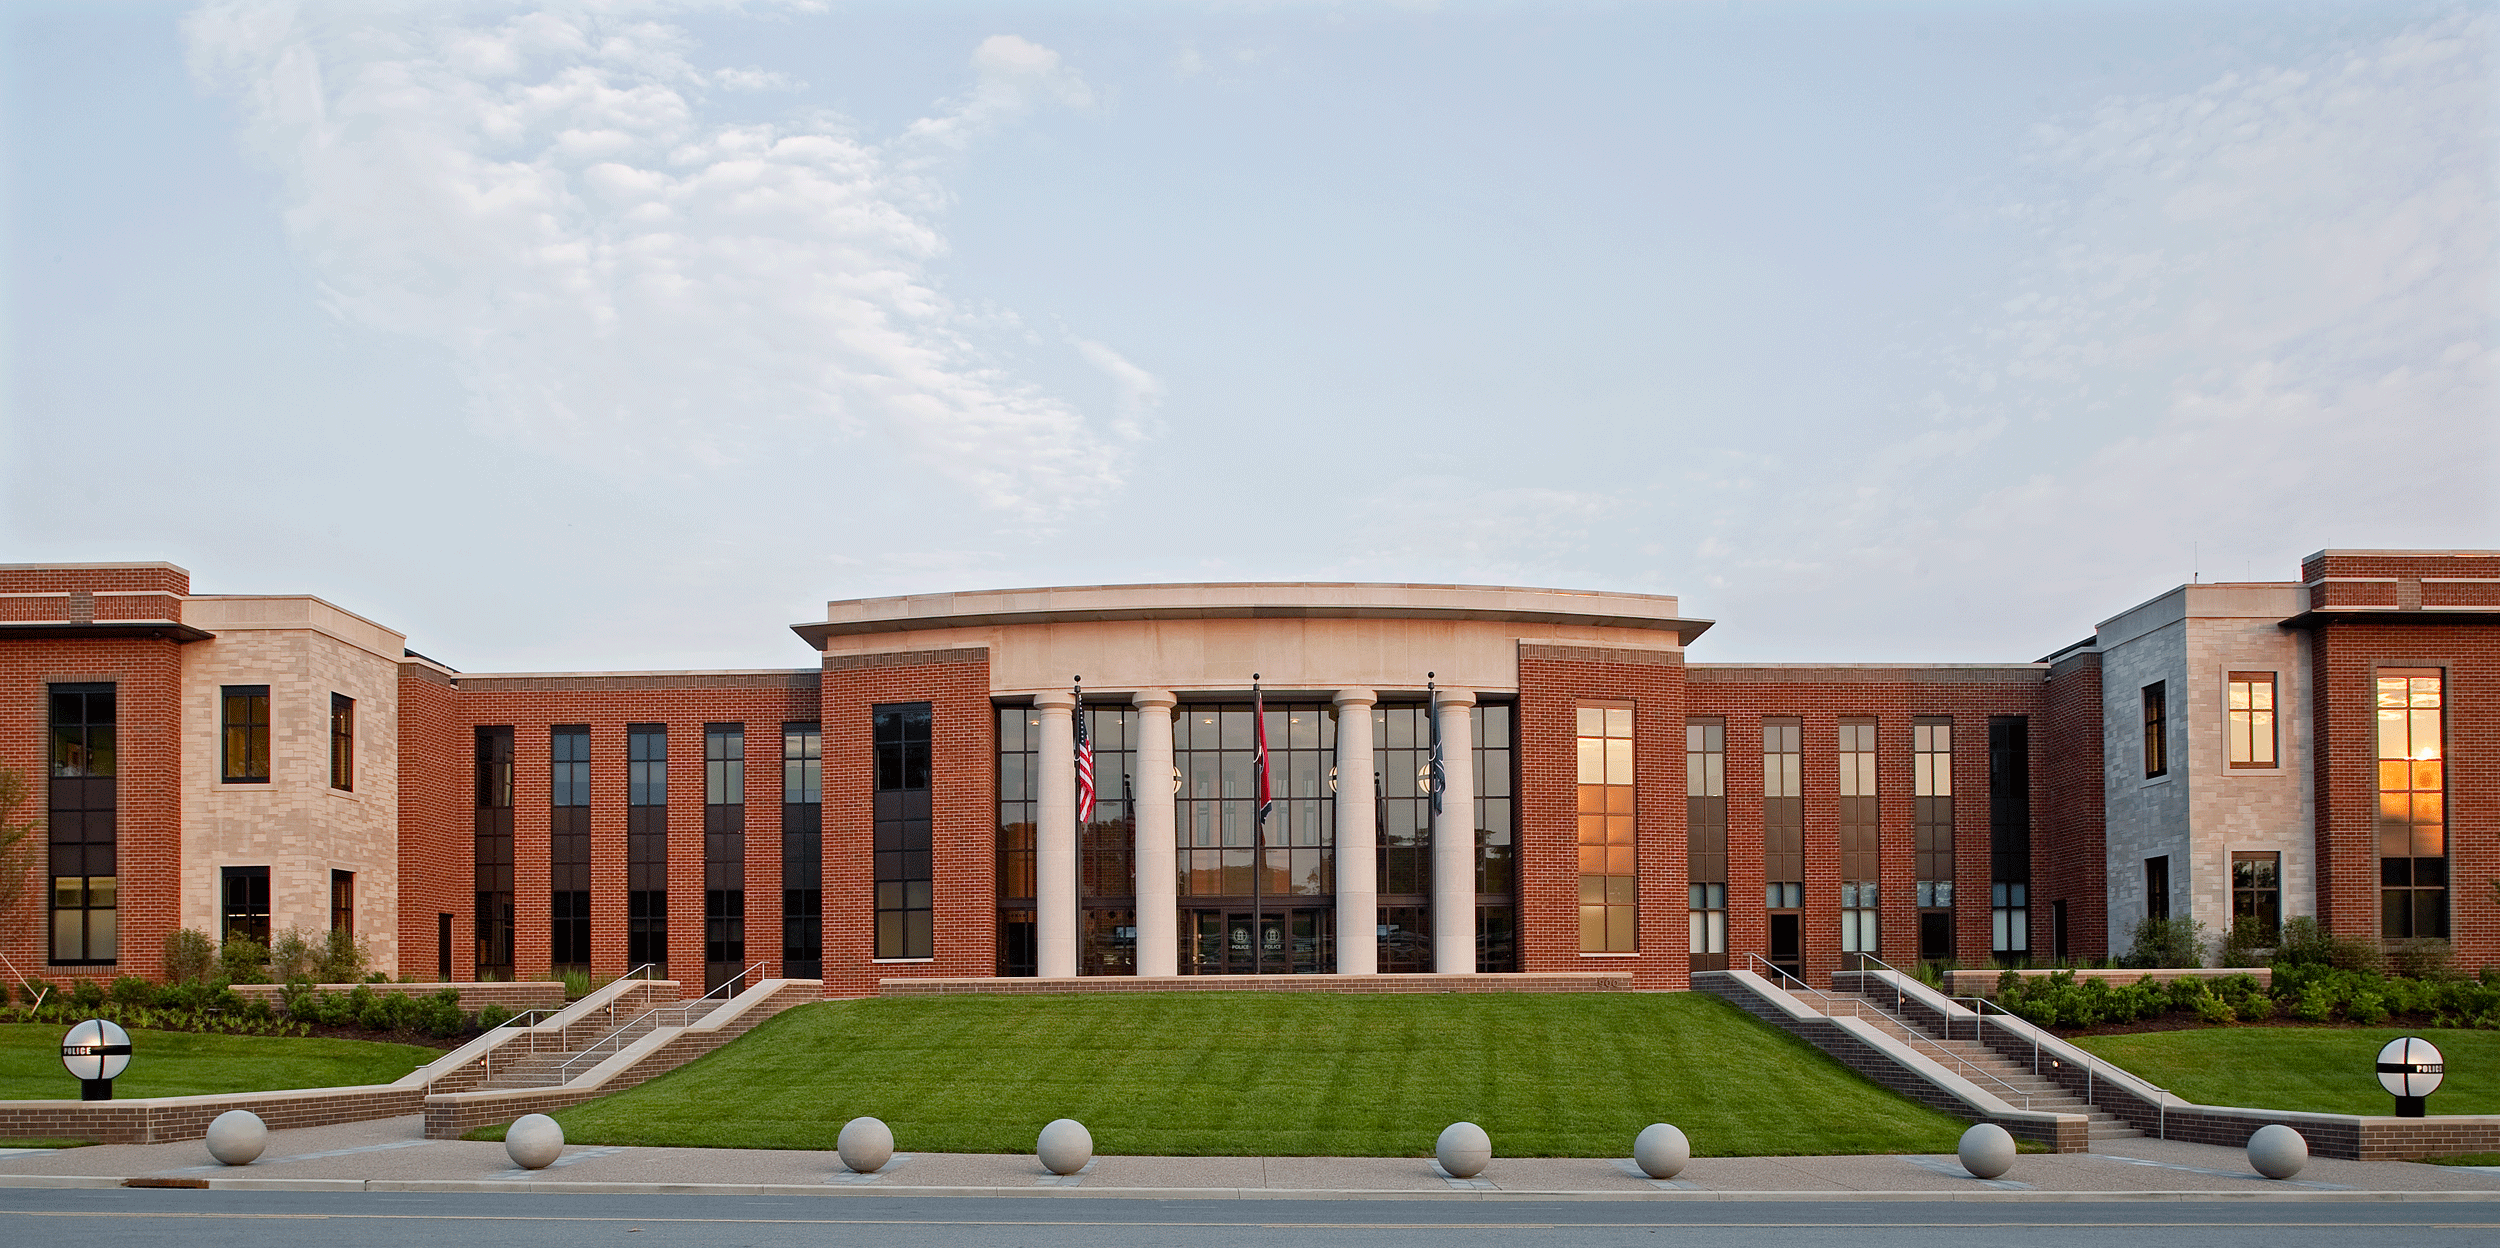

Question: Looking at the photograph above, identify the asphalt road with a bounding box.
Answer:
[3,1190,2497,1248]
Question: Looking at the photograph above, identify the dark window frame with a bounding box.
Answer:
[2231,850,2281,941]
[329,693,355,790]
[874,703,935,960]
[48,682,118,965]
[2145,855,2171,922]
[222,865,271,947]
[2142,682,2168,778]
[782,722,823,978]
[331,869,355,935]
[222,684,271,784]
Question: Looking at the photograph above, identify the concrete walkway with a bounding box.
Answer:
[3,1114,2497,1201]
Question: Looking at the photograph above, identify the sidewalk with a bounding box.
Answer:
[4,1113,2499,1201]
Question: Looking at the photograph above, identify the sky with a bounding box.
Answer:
[3,0,2493,674]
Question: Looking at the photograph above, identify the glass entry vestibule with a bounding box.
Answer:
[996,696,1516,975]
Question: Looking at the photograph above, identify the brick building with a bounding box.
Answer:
[4,553,2492,994]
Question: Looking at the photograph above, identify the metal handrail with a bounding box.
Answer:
[1944,989,2181,1139]
[541,960,769,1083]
[1744,954,2043,1110]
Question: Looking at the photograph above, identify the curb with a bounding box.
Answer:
[0,1175,2495,1202]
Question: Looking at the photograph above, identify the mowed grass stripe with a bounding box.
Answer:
[0,1024,440,1101]
[512,992,1972,1156]
[2072,1027,2500,1118]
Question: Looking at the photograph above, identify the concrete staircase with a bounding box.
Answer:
[473,997,729,1090]
[1835,988,2140,1142]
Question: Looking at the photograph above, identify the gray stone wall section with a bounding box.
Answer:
[2178,586,2314,935]
[2098,591,2191,952]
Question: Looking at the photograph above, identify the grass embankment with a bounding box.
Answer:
[495,992,1973,1157]
[0,1023,439,1101]
[2071,1027,2500,1117]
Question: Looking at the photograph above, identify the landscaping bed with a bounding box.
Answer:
[492,991,1975,1157]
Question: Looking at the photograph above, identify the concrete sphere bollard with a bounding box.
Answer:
[1036,1118,1093,1176]
[1632,1123,1690,1179]
[1957,1122,2016,1180]
[204,1110,267,1166]
[1436,1121,1493,1179]
[2248,1124,2308,1180]
[837,1115,894,1174]
[504,1113,565,1170]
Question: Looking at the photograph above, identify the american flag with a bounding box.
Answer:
[1074,682,1096,823]
[1253,676,1274,829]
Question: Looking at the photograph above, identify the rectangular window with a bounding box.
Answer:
[1913,717,1953,960]
[2228,672,2277,769]
[222,684,270,783]
[221,865,270,948]
[330,869,354,934]
[2231,851,2281,941]
[1080,701,1144,976]
[1576,703,1636,953]
[1991,883,2028,956]
[1762,716,1802,908]
[2377,668,2447,939]
[549,727,590,973]
[783,723,822,978]
[48,683,117,964]
[475,727,516,979]
[1686,718,1726,963]
[1988,716,2031,963]
[628,724,669,970]
[704,723,746,991]
[329,694,355,790]
[2145,855,2170,922]
[875,703,934,960]
[1839,718,1878,955]
[2142,682,2168,778]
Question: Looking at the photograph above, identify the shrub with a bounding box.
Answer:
[162,928,217,983]
[476,1003,514,1031]
[107,975,155,1008]
[2290,980,2335,1022]
[2386,938,2457,981]
[412,988,464,1037]
[2123,917,2208,969]
[2220,918,2275,968]
[2189,986,2235,1024]
[219,934,270,984]
[2348,990,2390,1025]
[68,979,105,1011]
[318,928,370,984]
[2276,916,2382,972]
[269,928,323,985]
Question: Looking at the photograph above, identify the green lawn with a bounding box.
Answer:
[0,1024,440,1101]
[497,992,1974,1157]
[2072,1027,2500,1117]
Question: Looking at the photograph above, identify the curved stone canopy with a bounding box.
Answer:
[794,582,1713,697]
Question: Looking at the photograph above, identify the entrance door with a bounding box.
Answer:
[1768,913,1803,984]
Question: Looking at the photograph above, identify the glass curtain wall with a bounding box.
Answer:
[1081,704,1140,975]
[995,705,1039,976]
[1177,702,1336,974]
[2377,670,2447,938]
[1372,701,1517,973]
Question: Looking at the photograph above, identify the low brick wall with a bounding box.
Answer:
[0,1083,426,1146]
[1959,1018,2500,1160]
[878,973,1635,996]
[1691,970,2089,1153]
[422,980,822,1139]
[1939,967,2272,996]
[227,982,570,1013]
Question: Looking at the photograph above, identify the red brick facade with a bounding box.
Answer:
[6,553,2494,995]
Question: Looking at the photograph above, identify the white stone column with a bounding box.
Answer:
[1131,689,1179,978]
[1332,688,1379,976]
[1034,689,1078,978]
[1432,688,1478,975]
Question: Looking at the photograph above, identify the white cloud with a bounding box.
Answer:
[184,1,1131,519]
[1071,338,1164,440]
[1684,13,2495,654]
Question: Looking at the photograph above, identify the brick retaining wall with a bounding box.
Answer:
[227,982,570,1013]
